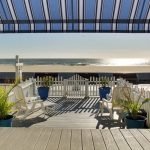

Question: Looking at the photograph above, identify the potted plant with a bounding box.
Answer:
[0,82,18,127]
[115,87,150,128]
[99,77,111,100]
[38,76,53,100]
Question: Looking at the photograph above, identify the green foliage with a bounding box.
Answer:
[100,77,109,87]
[115,87,150,119]
[0,81,18,119]
[42,76,53,87]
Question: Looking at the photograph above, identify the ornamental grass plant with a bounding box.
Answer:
[115,86,150,119]
[0,81,18,120]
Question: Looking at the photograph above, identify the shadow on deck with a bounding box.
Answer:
[13,97,123,129]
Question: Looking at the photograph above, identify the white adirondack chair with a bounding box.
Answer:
[99,86,132,121]
[13,85,56,119]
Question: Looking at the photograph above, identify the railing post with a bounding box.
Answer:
[32,78,37,96]
[63,79,67,97]
[85,79,89,98]
[112,76,115,88]
[15,55,23,83]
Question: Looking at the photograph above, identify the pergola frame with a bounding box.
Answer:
[0,0,150,33]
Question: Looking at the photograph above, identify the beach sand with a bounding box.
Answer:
[0,64,150,73]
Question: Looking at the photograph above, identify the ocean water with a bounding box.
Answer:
[0,58,149,66]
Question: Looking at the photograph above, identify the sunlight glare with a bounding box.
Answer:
[108,58,148,66]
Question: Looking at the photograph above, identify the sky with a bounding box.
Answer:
[0,33,150,58]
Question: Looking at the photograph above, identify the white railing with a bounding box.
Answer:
[88,76,115,96]
[0,83,13,91]
[36,75,116,97]
[36,76,64,96]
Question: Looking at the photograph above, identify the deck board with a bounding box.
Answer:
[138,129,150,142]
[0,128,8,136]
[23,127,43,150]
[5,128,30,150]
[120,129,143,150]
[0,128,149,150]
[46,129,61,150]
[82,129,94,150]
[91,129,106,150]
[111,129,131,150]
[58,129,71,150]
[34,128,52,150]
[101,129,119,150]
[71,129,82,150]
[0,128,14,146]
[0,128,17,150]
[129,129,150,150]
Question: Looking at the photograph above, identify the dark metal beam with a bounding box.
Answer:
[0,29,149,33]
[0,19,148,24]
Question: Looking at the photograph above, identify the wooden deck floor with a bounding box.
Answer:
[0,128,150,150]
[13,97,122,129]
